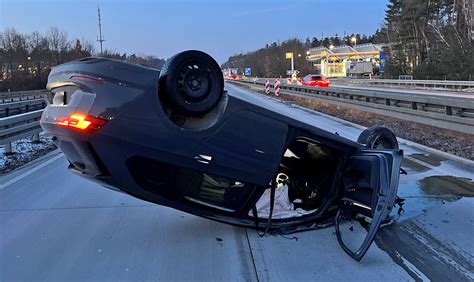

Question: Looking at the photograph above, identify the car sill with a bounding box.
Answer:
[184,196,236,213]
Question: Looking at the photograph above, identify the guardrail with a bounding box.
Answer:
[229,79,474,134]
[245,77,474,91]
[0,98,46,118]
[332,78,474,91]
[0,90,47,154]
[0,89,48,103]
[0,110,43,153]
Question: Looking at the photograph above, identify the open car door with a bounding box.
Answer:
[335,150,403,261]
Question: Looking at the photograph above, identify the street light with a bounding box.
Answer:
[322,46,334,78]
[351,36,357,47]
[326,46,334,78]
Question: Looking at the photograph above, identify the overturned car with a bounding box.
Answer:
[40,50,403,261]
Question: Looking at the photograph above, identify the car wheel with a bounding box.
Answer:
[159,50,224,117]
[357,125,399,149]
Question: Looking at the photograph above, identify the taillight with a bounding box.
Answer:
[56,113,107,132]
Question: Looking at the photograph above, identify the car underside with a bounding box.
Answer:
[40,51,403,261]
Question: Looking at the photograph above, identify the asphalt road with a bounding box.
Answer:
[1,84,473,281]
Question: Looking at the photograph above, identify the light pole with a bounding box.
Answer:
[286,52,294,76]
[351,36,357,48]
[327,45,334,77]
[306,51,311,71]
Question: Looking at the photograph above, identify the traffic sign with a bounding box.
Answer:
[286,52,293,59]
[286,70,300,75]
[244,68,251,76]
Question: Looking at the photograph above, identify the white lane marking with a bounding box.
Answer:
[404,156,438,171]
[0,153,63,190]
[395,251,430,281]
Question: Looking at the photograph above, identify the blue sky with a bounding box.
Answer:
[0,0,389,63]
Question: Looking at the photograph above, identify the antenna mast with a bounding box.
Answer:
[97,6,105,55]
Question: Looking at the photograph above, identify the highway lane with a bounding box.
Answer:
[0,152,411,281]
[0,152,257,281]
[1,84,473,281]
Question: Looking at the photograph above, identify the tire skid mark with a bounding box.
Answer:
[376,221,474,282]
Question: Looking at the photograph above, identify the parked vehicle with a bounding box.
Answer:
[346,61,374,76]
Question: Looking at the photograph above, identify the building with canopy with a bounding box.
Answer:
[306,43,385,77]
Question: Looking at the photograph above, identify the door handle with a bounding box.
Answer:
[194,154,213,164]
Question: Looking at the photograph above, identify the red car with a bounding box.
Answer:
[302,74,329,87]
[226,74,241,80]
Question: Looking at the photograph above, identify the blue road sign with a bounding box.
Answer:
[379,52,386,73]
[245,68,251,76]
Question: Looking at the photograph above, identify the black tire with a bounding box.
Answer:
[357,125,399,149]
[159,50,224,117]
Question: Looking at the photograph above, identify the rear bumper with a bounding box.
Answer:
[68,163,122,192]
[41,120,122,192]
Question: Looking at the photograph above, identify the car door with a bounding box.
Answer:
[335,149,402,261]
[182,110,288,216]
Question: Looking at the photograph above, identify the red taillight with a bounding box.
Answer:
[56,113,107,132]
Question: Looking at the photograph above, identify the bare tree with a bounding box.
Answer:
[47,27,68,64]
[0,27,164,91]
[0,28,28,85]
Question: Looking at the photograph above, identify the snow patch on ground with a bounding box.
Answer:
[0,132,57,174]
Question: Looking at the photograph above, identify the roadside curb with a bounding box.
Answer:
[0,149,63,184]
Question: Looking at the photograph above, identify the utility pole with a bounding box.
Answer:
[97,6,105,56]
[468,0,474,42]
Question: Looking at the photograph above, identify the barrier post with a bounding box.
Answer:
[274,79,280,96]
[32,133,40,143]
[5,143,13,154]
[265,80,270,95]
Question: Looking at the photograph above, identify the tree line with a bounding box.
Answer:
[0,27,165,92]
[221,33,379,78]
[381,0,473,80]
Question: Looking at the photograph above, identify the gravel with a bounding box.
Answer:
[0,132,57,175]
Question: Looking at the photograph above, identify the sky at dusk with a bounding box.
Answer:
[1,0,389,63]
